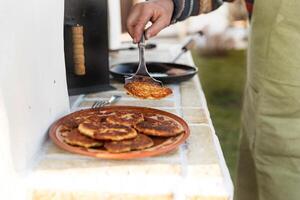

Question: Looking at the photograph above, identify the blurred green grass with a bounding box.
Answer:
[192,50,247,181]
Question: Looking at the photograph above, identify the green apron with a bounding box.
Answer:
[235,0,300,200]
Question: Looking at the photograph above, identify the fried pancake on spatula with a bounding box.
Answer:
[78,120,137,141]
[106,111,144,127]
[124,76,172,99]
[62,129,103,148]
[135,117,184,137]
[104,134,154,153]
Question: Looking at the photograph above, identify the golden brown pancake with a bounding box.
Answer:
[62,129,103,148]
[124,76,172,99]
[143,113,168,121]
[104,134,154,153]
[78,121,137,141]
[106,111,144,127]
[97,110,117,115]
[67,114,94,126]
[60,119,78,132]
[85,115,108,123]
[135,117,184,137]
[70,110,115,124]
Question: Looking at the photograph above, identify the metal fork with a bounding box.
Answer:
[91,95,121,109]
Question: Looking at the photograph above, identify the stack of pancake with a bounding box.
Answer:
[59,109,184,153]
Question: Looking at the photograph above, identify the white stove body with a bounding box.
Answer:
[0,0,69,197]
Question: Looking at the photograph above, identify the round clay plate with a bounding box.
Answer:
[49,106,190,159]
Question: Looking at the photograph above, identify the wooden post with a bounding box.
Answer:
[72,25,86,76]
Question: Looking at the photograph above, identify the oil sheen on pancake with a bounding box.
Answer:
[124,76,172,99]
[106,111,144,127]
[135,117,184,137]
[63,129,103,148]
[78,121,137,141]
[104,134,154,153]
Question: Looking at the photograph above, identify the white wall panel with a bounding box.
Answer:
[0,0,69,173]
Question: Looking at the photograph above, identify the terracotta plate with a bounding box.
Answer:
[49,106,190,159]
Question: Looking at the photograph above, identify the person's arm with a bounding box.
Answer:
[172,0,235,23]
[127,0,234,43]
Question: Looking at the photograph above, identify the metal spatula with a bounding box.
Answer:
[125,34,163,86]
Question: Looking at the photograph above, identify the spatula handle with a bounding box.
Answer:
[136,33,149,75]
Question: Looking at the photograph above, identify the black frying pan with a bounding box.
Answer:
[110,62,198,84]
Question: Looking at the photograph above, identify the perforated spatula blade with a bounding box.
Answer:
[125,34,163,86]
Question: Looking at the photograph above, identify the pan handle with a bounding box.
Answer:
[172,38,195,63]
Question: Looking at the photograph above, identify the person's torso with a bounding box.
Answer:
[248,0,300,86]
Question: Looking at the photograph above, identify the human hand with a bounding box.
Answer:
[127,0,174,43]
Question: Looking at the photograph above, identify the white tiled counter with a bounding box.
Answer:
[27,44,233,200]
